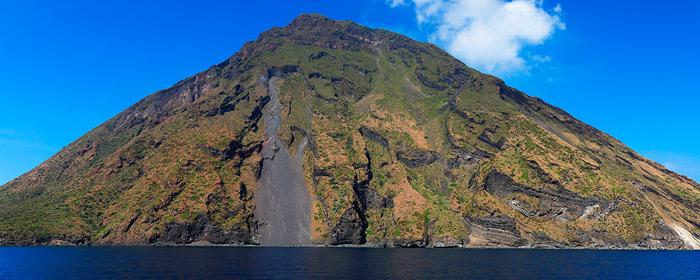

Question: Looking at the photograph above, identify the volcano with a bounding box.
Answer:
[1,14,698,249]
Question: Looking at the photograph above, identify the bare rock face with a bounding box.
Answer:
[1,14,698,249]
[483,170,601,221]
[467,215,527,247]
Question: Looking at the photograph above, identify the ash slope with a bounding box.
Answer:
[1,14,698,249]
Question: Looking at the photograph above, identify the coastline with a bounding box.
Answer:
[1,241,697,250]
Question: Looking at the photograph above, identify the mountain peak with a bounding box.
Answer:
[289,13,335,27]
[246,13,425,55]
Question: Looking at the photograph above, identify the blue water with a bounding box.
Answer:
[0,247,698,279]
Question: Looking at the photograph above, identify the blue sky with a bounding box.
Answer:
[1,0,699,185]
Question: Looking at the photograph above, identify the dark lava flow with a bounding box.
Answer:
[254,76,312,246]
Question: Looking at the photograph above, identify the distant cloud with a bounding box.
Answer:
[530,54,551,63]
[388,0,565,74]
[553,3,562,13]
[388,0,406,7]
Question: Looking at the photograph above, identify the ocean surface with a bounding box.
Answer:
[0,247,698,279]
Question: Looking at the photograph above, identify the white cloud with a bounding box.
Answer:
[388,0,406,7]
[530,54,551,63]
[390,0,565,74]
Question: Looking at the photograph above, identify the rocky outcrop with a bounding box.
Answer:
[153,214,255,245]
[396,147,441,168]
[483,170,603,221]
[330,148,391,245]
[467,215,527,247]
[359,126,389,148]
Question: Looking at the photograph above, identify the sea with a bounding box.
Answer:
[0,247,698,279]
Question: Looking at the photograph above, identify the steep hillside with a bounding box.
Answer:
[1,14,698,248]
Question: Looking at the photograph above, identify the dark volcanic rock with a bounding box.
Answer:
[160,214,208,244]
[396,147,441,168]
[359,126,390,148]
[330,207,367,245]
[483,170,603,220]
[467,215,527,247]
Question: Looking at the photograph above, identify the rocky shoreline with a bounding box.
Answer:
[1,238,694,250]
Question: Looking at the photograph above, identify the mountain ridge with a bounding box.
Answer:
[1,14,698,249]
